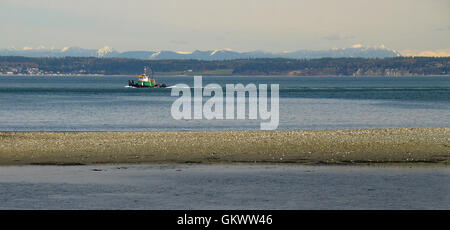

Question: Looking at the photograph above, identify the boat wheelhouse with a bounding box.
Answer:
[128,67,167,88]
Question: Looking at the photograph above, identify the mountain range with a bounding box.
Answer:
[0,45,401,60]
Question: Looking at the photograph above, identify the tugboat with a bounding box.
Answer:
[128,67,167,88]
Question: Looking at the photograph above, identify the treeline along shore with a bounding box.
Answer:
[0,56,448,76]
[0,128,448,166]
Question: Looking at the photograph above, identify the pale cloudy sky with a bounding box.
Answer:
[1,0,449,55]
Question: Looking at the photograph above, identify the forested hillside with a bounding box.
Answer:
[0,56,448,76]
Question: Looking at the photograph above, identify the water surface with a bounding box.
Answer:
[0,75,449,131]
[0,164,448,209]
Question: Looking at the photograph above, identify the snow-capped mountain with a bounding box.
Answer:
[60,46,96,56]
[96,46,119,57]
[0,45,401,59]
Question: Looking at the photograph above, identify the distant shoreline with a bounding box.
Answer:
[0,128,448,166]
[1,56,448,76]
[1,73,449,77]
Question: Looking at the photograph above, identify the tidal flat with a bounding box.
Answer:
[0,128,448,166]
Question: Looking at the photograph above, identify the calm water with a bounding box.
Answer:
[0,164,448,209]
[1,76,449,210]
[0,75,449,131]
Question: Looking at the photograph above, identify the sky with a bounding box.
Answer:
[1,0,449,56]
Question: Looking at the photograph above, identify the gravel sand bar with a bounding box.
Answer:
[0,128,448,166]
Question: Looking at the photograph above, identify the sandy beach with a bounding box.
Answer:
[0,128,448,166]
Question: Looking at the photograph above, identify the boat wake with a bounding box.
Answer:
[166,86,221,89]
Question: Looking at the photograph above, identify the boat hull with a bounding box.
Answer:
[128,80,167,88]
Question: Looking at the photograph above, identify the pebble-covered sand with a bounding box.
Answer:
[0,128,448,166]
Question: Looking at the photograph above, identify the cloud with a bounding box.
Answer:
[401,49,450,57]
[323,34,355,41]
[435,26,450,31]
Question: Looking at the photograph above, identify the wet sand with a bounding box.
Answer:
[0,128,448,166]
